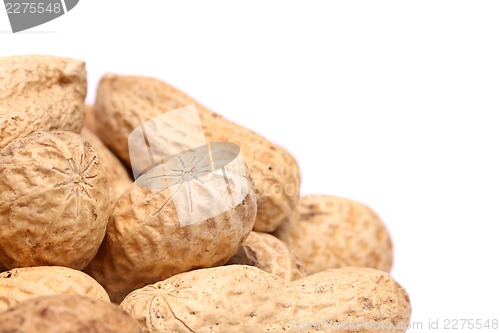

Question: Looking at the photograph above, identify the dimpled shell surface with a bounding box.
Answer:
[81,128,132,203]
[0,266,110,312]
[0,131,110,270]
[0,295,142,333]
[85,172,257,303]
[227,231,306,281]
[274,195,393,274]
[93,74,300,232]
[0,55,86,148]
[121,265,411,333]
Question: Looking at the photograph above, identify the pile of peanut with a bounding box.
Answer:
[0,55,411,333]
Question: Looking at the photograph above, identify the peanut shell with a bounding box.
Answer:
[81,128,132,203]
[0,266,110,312]
[274,195,393,274]
[85,168,256,303]
[93,74,300,232]
[121,265,411,333]
[227,231,306,281]
[0,55,86,148]
[0,131,110,270]
[0,295,141,333]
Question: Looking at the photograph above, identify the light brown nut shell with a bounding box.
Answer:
[227,231,306,281]
[121,265,411,333]
[85,172,257,303]
[81,128,132,203]
[84,104,97,134]
[0,295,141,333]
[274,195,393,274]
[0,266,110,312]
[93,74,300,232]
[0,55,86,148]
[0,131,110,270]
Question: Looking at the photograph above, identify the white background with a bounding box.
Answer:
[1,1,500,332]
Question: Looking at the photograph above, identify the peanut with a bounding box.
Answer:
[93,74,300,232]
[274,195,393,274]
[0,266,110,312]
[121,265,411,333]
[0,55,86,148]
[0,131,110,270]
[0,295,141,333]
[227,231,306,281]
[85,166,257,303]
[81,128,132,203]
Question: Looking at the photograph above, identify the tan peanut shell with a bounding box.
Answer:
[0,295,142,333]
[93,74,300,232]
[0,266,110,312]
[85,172,257,303]
[81,128,132,203]
[0,131,110,270]
[121,265,411,333]
[0,55,86,148]
[84,104,97,134]
[227,231,306,281]
[274,195,393,274]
